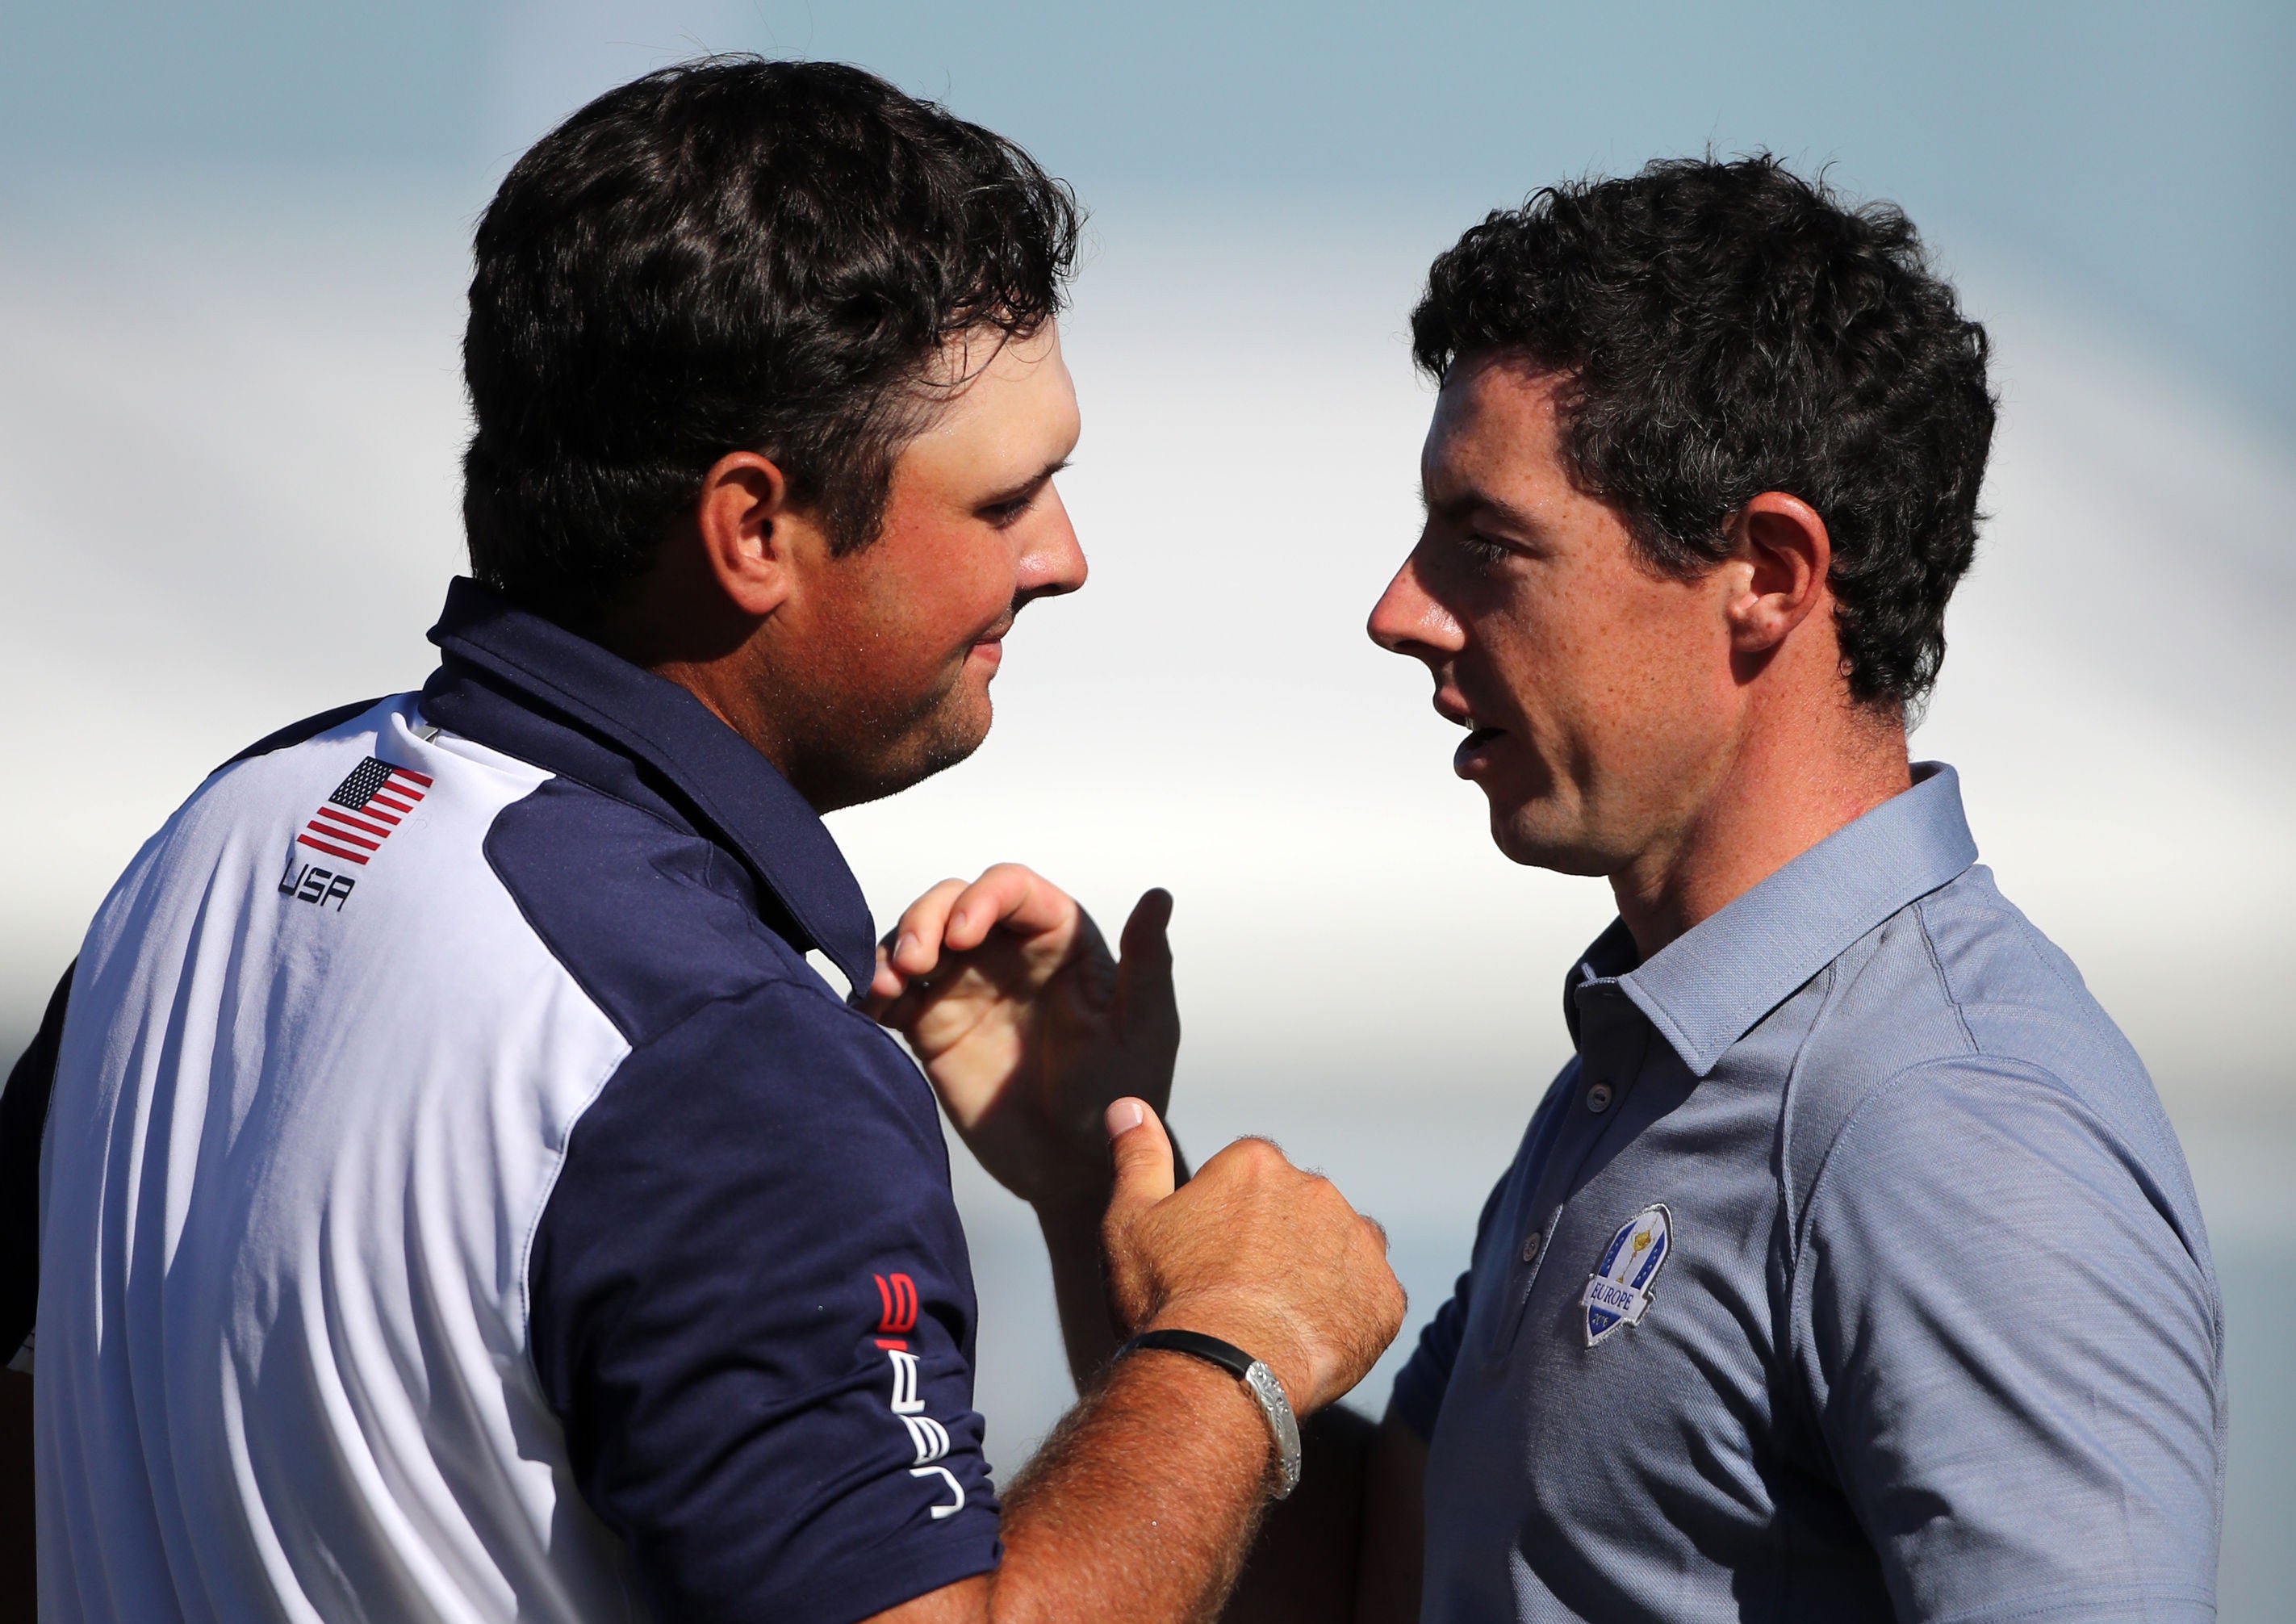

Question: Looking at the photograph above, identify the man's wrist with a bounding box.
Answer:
[1118,1329,1303,1497]
[1140,1300,1313,1423]
[1107,1333,1299,1501]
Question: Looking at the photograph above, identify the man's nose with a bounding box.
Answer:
[1367,550,1464,661]
[1015,490,1088,604]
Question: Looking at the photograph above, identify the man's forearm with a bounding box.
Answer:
[1037,1197,1123,1386]
[988,1346,1277,1623]
[872,1101,1407,1624]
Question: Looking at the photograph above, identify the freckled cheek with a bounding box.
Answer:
[1474,592,1587,711]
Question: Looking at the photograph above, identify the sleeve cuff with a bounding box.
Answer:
[1928,1582,2214,1624]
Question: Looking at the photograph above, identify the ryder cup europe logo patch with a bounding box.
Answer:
[1580,1203,1673,1348]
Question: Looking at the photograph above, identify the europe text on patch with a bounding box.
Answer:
[1581,1203,1672,1348]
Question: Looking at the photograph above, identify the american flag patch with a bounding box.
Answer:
[296,757,433,867]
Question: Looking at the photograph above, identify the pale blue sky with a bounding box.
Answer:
[1,1,2290,437]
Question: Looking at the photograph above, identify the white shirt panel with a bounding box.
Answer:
[35,698,645,1623]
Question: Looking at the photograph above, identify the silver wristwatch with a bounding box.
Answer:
[1117,1328,1303,1498]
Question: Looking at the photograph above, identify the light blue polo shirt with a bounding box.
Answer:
[1393,763,2224,1623]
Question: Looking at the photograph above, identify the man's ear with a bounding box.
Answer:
[694,450,813,617]
[1723,492,1831,653]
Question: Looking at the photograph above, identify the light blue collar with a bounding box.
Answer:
[1584,762,1979,1078]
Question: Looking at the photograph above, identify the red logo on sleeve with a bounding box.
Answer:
[866,1268,964,1519]
[874,1272,918,1348]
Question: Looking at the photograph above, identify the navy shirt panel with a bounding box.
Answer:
[482,778,782,1045]
[420,580,1001,1620]
[491,780,1000,1624]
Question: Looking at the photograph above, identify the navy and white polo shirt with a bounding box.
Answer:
[1392,764,2225,1623]
[0,578,1001,1622]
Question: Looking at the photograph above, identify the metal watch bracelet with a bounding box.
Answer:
[1116,1328,1303,1498]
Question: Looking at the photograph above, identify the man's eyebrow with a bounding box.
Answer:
[980,458,1070,509]
[1422,483,1541,534]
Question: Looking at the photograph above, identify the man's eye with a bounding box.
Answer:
[1460,533,1512,565]
[982,492,1037,528]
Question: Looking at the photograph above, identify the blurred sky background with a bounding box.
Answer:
[2,1,2291,1614]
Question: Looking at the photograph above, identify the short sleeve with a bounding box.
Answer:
[529,979,1001,1624]
[1792,1057,2221,1624]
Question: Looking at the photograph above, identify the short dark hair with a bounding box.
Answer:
[1411,155,1994,709]
[462,57,1082,626]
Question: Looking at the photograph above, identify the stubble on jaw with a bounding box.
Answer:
[780,645,998,812]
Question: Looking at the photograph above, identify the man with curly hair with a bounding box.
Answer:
[877,157,2226,1622]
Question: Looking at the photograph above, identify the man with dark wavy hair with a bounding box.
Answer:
[0,59,1404,1623]
[876,157,2225,1622]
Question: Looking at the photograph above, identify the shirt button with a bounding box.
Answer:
[1586,1081,1615,1114]
[1520,1228,1544,1264]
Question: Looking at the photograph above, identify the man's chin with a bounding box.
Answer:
[801,698,993,814]
[1487,801,1612,877]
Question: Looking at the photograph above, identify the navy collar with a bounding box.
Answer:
[1566,763,1980,1076]
[420,577,877,993]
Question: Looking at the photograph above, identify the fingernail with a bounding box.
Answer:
[895,931,918,961]
[949,910,971,935]
[1105,1099,1145,1137]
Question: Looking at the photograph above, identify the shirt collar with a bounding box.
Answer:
[1566,763,1979,1077]
[421,576,877,994]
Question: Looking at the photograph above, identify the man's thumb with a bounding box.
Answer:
[1104,1098,1176,1216]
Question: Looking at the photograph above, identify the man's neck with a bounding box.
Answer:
[1610,700,1911,961]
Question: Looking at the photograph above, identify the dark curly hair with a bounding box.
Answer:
[1411,155,1994,709]
[462,57,1082,626]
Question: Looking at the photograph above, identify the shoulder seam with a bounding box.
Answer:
[1820,1057,2220,1361]
[1774,961,1838,1245]
[509,749,716,857]
[1912,895,1981,1057]
[1788,1051,2079,1270]
[479,781,815,1046]
[1780,1052,2089,1424]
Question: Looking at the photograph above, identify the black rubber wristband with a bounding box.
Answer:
[1116,1327,1303,1497]
[1118,1327,1256,1379]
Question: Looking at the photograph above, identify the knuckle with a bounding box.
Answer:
[1224,1137,1277,1176]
